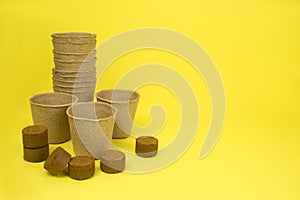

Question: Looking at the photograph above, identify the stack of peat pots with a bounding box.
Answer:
[51,32,97,102]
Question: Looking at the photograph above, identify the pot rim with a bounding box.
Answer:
[66,102,117,122]
[30,92,78,108]
[53,83,95,88]
[54,58,96,63]
[52,68,96,74]
[52,78,96,84]
[51,32,96,38]
[95,89,140,104]
[53,49,97,55]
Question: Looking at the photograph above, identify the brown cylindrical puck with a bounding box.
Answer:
[22,125,48,148]
[135,136,158,158]
[68,156,95,180]
[99,150,125,174]
[23,145,49,162]
[44,147,71,175]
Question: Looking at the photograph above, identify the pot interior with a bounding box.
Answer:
[97,89,139,103]
[68,103,115,120]
[31,93,76,106]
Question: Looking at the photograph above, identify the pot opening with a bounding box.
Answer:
[31,93,76,107]
[68,103,115,120]
[97,89,140,103]
[52,32,96,38]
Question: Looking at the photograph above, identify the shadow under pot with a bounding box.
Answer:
[95,89,140,139]
[30,92,78,144]
[66,102,117,159]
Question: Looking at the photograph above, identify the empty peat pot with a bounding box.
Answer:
[52,87,95,102]
[52,85,95,102]
[30,92,78,144]
[52,67,96,77]
[53,83,96,91]
[51,32,96,54]
[66,102,117,159]
[52,74,96,84]
[51,32,96,44]
[54,58,96,71]
[71,92,95,103]
[53,86,95,102]
[52,76,96,84]
[96,89,140,139]
[52,79,96,87]
[52,78,96,87]
[53,50,96,61]
[52,41,96,53]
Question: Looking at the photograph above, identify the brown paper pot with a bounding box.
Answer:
[53,79,96,88]
[53,86,96,94]
[53,50,96,60]
[52,32,96,43]
[67,102,117,159]
[96,89,140,139]
[52,72,96,79]
[52,88,95,102]
[52,72,96,80]
[30,92,78,144]
[52,79,96,87]
[72,92,95,102]
[54,59,96,71]
[52,75,96,83]
[52,76,96,83]
[52,42,96,53]
[52,68,96,77]
[53,85,95,93]
[52,67,96,74]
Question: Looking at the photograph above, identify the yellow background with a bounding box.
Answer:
[0,0,299,199]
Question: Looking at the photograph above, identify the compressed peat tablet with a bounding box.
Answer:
[23,145,49,162]
[44,147,71,175]
[135,136,158,158]
[22,125,48,148]
[99,150,125,174]
[68,156,95,180]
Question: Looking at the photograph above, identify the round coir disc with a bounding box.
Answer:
[44,147,71,175]
[99,150,126,174]
[68,156,95,180]
[135,136,158,158]
[22,125,48,148]
[23,145,49,163]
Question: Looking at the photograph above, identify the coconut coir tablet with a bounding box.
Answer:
[23,145,49,162]
[22,125,48,148]
[68,156,95,180]
[44,147,71,175]
[135,136,158,158]
[99,150,125,174]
